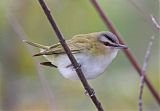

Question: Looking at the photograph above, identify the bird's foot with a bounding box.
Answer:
[75,63,81,71]
[66,63,81,71]
[84,88,95,97]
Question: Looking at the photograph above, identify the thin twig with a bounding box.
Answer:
[126,0,152,27]
[6,13,56,110]
[127,0,160,31]
[139,36,155,111]
[90,0,160,104]
[37,0,104,111]
[151,15,160,30]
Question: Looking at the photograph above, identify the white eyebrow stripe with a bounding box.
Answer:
[100,35,115,44]
[101,32,119,43]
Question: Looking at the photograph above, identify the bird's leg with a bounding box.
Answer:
[66,63,81,71]
[66,64,73,68]
[74,63,81,71]
[84,88,95,97]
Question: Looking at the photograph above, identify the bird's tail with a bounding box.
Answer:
[23,40,49,49]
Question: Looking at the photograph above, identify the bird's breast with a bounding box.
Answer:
[48,49,118,80]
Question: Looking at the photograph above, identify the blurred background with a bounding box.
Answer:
[0,0,159,111]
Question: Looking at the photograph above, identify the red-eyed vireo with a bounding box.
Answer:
[23,31,127,80]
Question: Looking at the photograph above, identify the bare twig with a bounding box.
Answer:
[151,15,160,30]
[127,0,160,31]
[139,36,155,111]
[6,13,56,110]
[126,0,152,27]
[90,0,160,104]
[37,0,104,111]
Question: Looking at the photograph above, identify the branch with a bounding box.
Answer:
[126,0,153,28]
[126,0,160,31]
[90,0,160,104]
[139,36,155,111]
[6,13,56,110]
[151,15,160,30]
[37,0,104,111]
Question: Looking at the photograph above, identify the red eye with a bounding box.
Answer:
[102,41,112,46]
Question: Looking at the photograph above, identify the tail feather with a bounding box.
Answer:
[33,53,44,56]
[33,50,54,56]
[23,40,49,49]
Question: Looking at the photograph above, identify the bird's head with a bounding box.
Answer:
[97,31,128,50]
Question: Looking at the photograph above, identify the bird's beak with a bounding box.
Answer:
[112,43,128,49]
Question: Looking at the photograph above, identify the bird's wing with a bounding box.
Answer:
[23,40,49,49]
[34,36,92,56]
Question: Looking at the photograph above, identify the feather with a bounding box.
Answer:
[23,33,98,56]
[23,40,49,49]
[40,62,57,68]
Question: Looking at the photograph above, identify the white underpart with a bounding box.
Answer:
[43,49,118,80]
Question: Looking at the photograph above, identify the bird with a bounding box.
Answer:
[23,31,127,80]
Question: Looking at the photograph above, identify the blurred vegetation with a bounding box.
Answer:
[0,0,159,111]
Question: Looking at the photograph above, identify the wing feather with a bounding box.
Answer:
[34,36,92,56]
